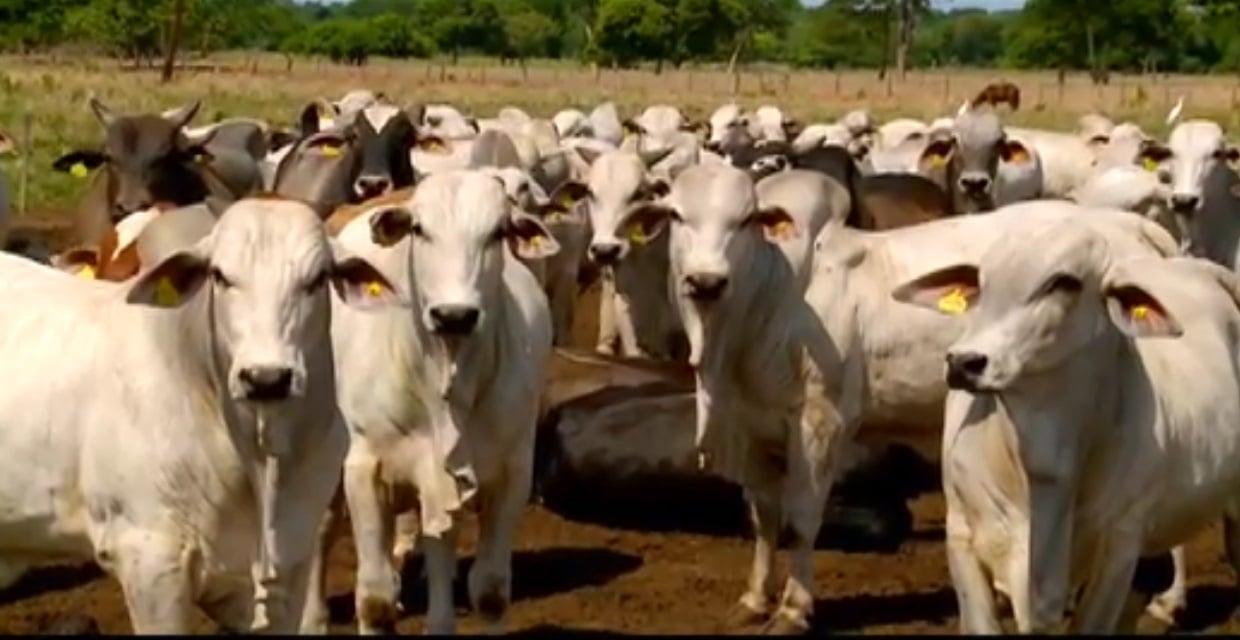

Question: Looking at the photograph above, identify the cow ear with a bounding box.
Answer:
[537,182,590,223]
[1103,283,1182,338]
[891,263,980,316]
[329,252,407,310]
[306,133,350,159]
[1216,145,1240,169]
[415,135,450,154]
[782,118,805,140]
[53,247,100,278]
[747,206,798,242]
[918,137,956,171]
[1138,141,1172,172]
[52,150,107,177]
[507,212,560,260]
[999,139,1032,165]
[298,103,322,137]
[0,131,14,156]
[369,206,415,247]
[642,179,670,200]
[621,119,645,136]
[618,203,675,247]
[125,247,210,308]
[181,144,213,166]
[638,146,674,169]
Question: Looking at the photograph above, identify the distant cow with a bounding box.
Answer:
[971,81,1021,112]
[51,99,240,248]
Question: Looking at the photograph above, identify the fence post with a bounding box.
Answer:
[18,110,31,218]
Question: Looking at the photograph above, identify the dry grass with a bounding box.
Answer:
[4,52,1240,217]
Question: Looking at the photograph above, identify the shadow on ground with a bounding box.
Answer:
[328,546,642,625]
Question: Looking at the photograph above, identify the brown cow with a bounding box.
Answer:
[849,173,955,230]
[970,81,1021,112]
[51,99,238,248]
[52,199,222,282]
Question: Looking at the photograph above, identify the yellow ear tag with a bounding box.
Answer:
[928,154,946,168]
[629,226,648,245]
[768,220,793,239]
[1142,157,1159,172]
[937,287,969,315]
[1131,304,1150,320]
[320,144,341,158]
[69,162,89,178]
[1007,148,1028,164]
[76,264,97,280]
[526,235,545,251]
[365,281,384,298]
[154,276,180,306]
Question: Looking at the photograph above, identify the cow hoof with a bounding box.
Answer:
[357,596,399,635]
[726,602,769,629]
[760,614,810,636]
[1145,597,1184,626]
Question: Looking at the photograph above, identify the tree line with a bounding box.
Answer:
[2,0,1240,77]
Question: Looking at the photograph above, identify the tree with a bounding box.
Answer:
[160,0,187,82]
[503,7,558,69]
[594,0,674,69]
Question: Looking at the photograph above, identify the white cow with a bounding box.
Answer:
[588,101,625,147]
[567,145,683,360]
[0,197,396,633]
[609,163,839,633]
[1137,120,1240,270]
[421,104,480,139]
[892,226,1240,633]
[329,170,557,634]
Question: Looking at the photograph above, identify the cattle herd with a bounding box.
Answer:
[0,79,1236,635]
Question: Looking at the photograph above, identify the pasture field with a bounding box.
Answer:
[0,54,1239,634]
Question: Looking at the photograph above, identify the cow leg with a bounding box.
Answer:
[612,293,645,358]
[422,529,459,635]
[549,269,576,347]
[343,443,400,635]
[944,485,1002,633]
[730,488,781,628]
[594,273,619,356]
[113,531,196,634]
[468,460,532,634]
[1070,538,1141,633]
[1144,545,1186,625]
[392,509,421,569]
[765,438,830,636]
[301,487,348,634]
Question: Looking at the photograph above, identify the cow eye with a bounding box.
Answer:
[210,267,233,289]
[1042,273,1082,297]
[410,222,427,240]
[489,226,506,244]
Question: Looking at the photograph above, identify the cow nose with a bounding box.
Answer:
[1170,194,1201,213]
[428,304,480,336]
[958,175,991,194]
[685,273,729,301]
[945,352,989,391]
[355,175,391,199]
[588,243,622,265]
[238,366,294,402]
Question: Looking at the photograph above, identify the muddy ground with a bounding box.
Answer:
[1,216,1237,635]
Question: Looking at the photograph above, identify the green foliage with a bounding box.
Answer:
[2,0,1240,74]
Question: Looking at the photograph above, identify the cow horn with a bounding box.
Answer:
[163,101,202,130]
[89,97,116,128]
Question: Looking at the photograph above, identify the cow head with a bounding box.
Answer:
[891,224,1180,397]
[125,196,403,405]
[52,99,215,222]
[367,171,559,338]
[1137,121,1239,217]
[560,146,674,267]
[919,109,1032,214]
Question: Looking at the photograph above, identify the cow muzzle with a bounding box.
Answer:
[237,365,296,402]
[945,351,990,392]
[588,242,623,266]
[684,272,729,302]
[957,174,992,197]
[354,175,392,200]
[428,304,481,336]
[1169,193,1201,214]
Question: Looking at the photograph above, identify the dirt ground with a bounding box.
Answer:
[0,494,1236,635]
[1,216,1238,635]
